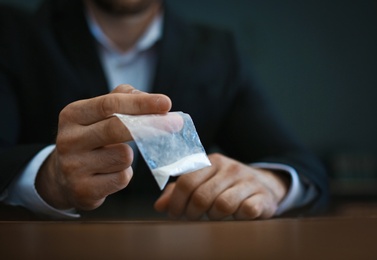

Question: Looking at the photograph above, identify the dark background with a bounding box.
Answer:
[2,0,377,197]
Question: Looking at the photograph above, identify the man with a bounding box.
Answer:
[0,0,328,220]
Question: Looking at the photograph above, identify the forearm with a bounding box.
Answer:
[1,145,79,219]
[251,162,318,215]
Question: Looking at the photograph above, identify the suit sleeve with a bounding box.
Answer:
[216,34,329,214]
[0,6,48,193]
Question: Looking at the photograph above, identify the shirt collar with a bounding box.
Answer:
[86,10,163,56]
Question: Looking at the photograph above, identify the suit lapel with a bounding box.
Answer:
[152,7,192,96]
[50,0,109,98]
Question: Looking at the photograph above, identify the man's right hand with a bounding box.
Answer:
[35,85,172,211]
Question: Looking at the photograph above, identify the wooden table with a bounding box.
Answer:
[1,208,377,260]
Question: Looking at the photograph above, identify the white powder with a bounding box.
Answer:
[152,152,211,189]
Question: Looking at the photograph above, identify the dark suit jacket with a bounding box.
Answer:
[0,0,328,218]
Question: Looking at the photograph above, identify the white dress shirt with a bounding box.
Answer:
[1,11,317,219]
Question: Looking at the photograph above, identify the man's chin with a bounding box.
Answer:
[91,0,159,16]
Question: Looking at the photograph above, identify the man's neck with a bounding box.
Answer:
[84,1,161,53]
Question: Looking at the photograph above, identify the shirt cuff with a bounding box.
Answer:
[250,162,307,216]
[2,145,80,219]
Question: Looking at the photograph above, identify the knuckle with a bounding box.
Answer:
[101,169,133,196]
[58,156,80,176]
[104,117,125,140]
[113,169,133,188]
[229,163,243,174]
[100,95,119,117]
[56,122,75,154]
[225,162,244,177]
[176,177,196,194]
[58,105,72,123]
[243,201,263,219]
[191,190,211,210]
[70,183,103,211]
[213,196,235,215]
[99,145,134,171]
[135,95,145,113]
[56,134,75,155]
[55,127,81,156]
[58,161,73,176]
[208,153,223,164]
[113,145,133,166]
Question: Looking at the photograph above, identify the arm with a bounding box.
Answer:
[35,85,172,211]
[155,154,291,220]
[2,83,171,216]
[2,145,79,219]
[153,29,328,220]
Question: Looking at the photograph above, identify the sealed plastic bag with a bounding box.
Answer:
[114,112,211,189]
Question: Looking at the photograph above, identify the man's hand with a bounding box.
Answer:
[154,153,290,220]
[36,85,171,211]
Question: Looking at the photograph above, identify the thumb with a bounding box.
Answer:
[154,182,176,213]
[111,84,146,94]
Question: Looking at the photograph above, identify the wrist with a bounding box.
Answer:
[256,168,291,203]
[35,150,71,210]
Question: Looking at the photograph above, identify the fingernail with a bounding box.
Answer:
[131,89,143,94]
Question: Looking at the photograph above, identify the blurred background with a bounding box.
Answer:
[2,0,377,199]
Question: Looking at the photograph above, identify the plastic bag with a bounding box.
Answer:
[114,112,211,189]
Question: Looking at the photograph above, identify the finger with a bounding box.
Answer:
[154,182,176,213]
[56,116,134,151]
[85,113,183,150]
[60,92,172,126]
[70,168,133,211]
[55,144,133,180]
[233,194,276,220]
[87,143,134,174]
[93,168,134,195]
[184,170,236,220]
[167,167,215,219]
[206,181,255,220]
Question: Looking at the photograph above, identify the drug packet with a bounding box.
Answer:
[113,112,211,189]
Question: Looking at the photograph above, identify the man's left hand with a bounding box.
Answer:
[154,153,290,220]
